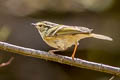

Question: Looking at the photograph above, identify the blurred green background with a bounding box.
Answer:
[0,0,120,80]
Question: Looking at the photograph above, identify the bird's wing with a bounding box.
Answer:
[54,25,93,35]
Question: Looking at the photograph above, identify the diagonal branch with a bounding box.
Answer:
[0,57,14,67]
[0,41,120,76]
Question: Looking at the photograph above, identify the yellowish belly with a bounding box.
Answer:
[43,34,90,50]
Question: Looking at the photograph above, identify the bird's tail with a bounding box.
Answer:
[90,33,113,41]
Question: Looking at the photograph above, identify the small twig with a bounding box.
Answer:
[109,76,115,80]
[0,41,120,77]
[0,57,14,67]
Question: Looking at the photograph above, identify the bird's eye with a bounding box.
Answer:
[38,24,42,27]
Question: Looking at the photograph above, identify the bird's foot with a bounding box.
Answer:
[48,50,60,54]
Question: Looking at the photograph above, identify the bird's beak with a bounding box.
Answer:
[31,23,37,26]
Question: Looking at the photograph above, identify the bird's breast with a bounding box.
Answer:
[43,34,90,50]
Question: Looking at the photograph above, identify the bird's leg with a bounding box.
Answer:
[71,42,79,60]
[48,50,61,54]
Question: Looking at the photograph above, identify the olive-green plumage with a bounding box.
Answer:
[32,21,112,59]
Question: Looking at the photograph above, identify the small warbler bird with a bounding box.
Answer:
[32,21,112,60]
